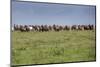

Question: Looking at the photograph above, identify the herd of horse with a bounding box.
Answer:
[12,24,95,32]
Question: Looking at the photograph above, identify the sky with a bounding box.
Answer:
[12,1,96,25]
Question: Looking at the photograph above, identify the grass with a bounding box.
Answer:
[12,30,96,65]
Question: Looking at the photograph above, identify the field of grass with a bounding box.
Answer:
[12,31,96,65]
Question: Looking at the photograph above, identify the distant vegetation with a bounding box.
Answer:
[12,30,96,65]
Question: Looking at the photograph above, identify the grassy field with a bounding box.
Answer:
[12,31,96,65]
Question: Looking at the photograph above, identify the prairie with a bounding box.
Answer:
[12,31,96,65]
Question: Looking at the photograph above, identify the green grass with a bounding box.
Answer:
[12,31,96,65]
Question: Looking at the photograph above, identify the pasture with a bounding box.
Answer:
[12,30,96,65]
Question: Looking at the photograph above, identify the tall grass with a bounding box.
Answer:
[12,31,96,65]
